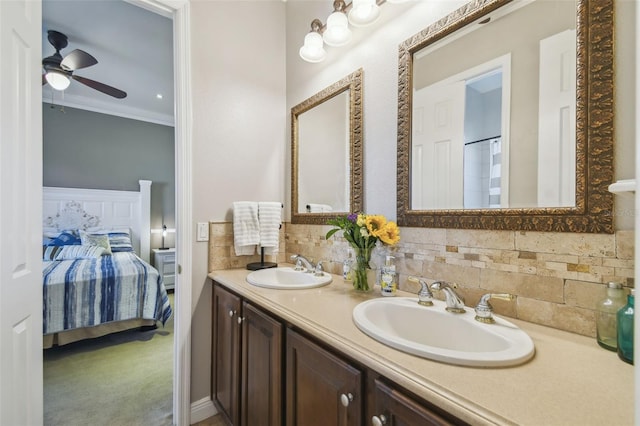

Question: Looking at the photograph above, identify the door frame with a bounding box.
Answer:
[126,1,193,424]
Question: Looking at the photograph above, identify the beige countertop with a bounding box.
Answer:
[209,267,634,426]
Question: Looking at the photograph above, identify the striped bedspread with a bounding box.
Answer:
[42,252,172,335]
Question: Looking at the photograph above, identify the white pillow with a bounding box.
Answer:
[55,245,105,260]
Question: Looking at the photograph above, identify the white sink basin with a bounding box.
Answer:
[352,297,535,367]
[246,267,332,290]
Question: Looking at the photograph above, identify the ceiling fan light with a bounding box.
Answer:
[348,0,380,27]
[299,31,326,63]
[45,70,70,91]
[323,11,352,47]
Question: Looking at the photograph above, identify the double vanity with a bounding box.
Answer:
[209,266,633,426]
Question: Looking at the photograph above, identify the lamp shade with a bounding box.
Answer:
[323,11,352,47]
[45,70,71,91]
[348,0,380,27]
[299,31,326,63]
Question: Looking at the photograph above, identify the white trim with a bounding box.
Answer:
[139,180,152,261]
[190,397,218,424]
[172,2,193,425]
[127,1,192,425]
[42,98,175,127]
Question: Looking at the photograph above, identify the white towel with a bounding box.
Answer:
[258,201,281,255]
[307,203,333,213]
[233,201,260,256]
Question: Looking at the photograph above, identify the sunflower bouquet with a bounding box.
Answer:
[326,213,400,291]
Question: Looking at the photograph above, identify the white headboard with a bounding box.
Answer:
[43,180,152,262]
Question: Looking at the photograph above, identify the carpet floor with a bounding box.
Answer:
[43,295,174,426]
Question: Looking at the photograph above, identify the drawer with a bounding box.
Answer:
[163,263,176,274]
[164,255,176,263]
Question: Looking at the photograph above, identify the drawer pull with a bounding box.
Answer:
[340,392,354,407]
[237,316,244,325]
[229,310,235,317]
[371,415,387,426]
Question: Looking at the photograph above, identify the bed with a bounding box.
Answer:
[42,181,172,348]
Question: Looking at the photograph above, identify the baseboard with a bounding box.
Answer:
[190,396,218,424]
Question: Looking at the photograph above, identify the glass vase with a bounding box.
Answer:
[352,245,373,292]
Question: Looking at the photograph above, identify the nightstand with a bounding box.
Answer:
[153,248,176,290]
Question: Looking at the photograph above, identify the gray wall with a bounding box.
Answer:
[43,104,175,249]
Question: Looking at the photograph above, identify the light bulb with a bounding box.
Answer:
[299,31,326,63]
[45,71,71,91]
[323,11,352,47]
[348,0,380,27]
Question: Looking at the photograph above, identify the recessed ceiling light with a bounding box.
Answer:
[156,94,163,99]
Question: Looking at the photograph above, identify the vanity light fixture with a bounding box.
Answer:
[300,0,399,63]
[299,19,327,63]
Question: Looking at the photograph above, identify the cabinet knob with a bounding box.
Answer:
[237,316,244,325]
[371,415,387,426]
[340,392,354,407]
[228,310,235,317]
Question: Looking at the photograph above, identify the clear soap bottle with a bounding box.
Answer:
[343,249,353,282]
[617,289,634,365]
[595,282,626,351]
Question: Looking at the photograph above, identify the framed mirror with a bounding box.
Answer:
[291,68,363,225]
[397,0,614,233]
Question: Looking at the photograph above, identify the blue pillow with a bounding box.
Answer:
[44,231,81,246]
[107,232,134,253]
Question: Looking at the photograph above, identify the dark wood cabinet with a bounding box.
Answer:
[212,284,283,426]
[286,328,362,426]
[212,284,241,425]
[211,280,465,426]
[240,301,283,426]
[369,377,464,426]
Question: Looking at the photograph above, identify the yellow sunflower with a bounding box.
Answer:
[378,221,401,245]
[365,215,387,237]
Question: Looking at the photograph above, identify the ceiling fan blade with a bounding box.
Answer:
[72,75,127,99]
[60,49,97,71]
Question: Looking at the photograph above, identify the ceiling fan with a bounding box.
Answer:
[42,30,127,99]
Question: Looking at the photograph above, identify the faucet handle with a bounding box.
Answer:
[474,293,515,324]
[292,256,304,271]
[408,276,433,306]
[314,261,324,276]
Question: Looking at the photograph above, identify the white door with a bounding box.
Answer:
[412,81,465,209]
[0,0,44,424]
[537,29,576,207]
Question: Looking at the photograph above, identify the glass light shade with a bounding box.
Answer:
[299,32,326,63]
[45,71,71,91]
[323,11,352,47]
[348,0,380,27]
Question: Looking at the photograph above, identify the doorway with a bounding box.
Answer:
[40,0,192,424]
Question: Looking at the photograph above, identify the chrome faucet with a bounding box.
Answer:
[408,276,434,306]
[474,293,515,323]
[290,254,324,276]
[430,281,466,313]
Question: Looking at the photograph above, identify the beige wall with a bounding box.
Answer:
[190,0,286,402]
[194,0,636,406]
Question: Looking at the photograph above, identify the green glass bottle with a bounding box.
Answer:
[596,282,626,351]
[617,289,634,365]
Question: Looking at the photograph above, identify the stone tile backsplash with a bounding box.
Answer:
[209,222,634,337]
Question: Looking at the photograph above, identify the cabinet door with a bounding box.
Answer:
[286,329,362,426]
[371,379,460,426]
[241,302,283,426]
[212,285,242,425]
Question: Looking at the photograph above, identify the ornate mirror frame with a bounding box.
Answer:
[291,68,363,225]
[397,0,614,233]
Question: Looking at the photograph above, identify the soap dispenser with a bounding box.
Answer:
[380,255,397,297]
[617,289,634,365]
[595,282,626,351]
